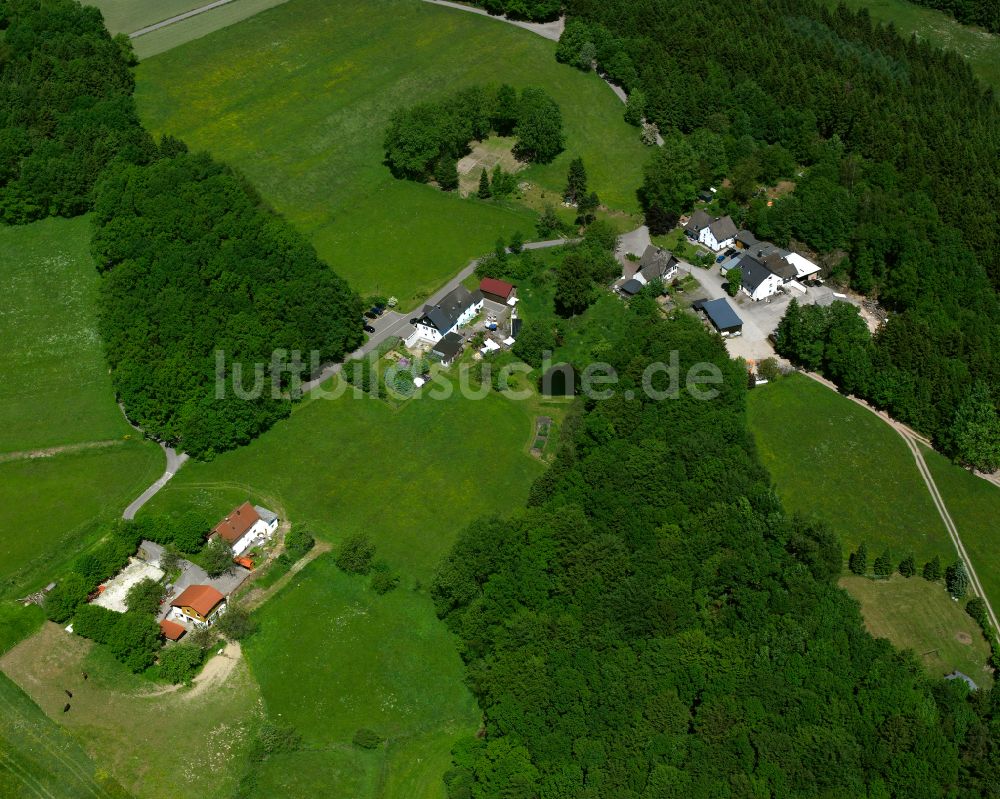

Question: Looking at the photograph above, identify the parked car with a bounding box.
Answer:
[369,306,384,316]
[409,317,420,325]
[716,253,727,263]
[363,323,376,333]
[724,248,737,257]
[364,310,379,319]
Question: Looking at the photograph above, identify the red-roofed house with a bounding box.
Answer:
[479,278,516,305]
[168,585,227,627]
[211,502,279,557]
[159,619,187,641]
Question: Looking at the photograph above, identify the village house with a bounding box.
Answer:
[211,501,279,558]
[685,211,738,252]
[409,285,483,346]
[635,245,680,284]
[430,331,464,366]
[168,584,227,628]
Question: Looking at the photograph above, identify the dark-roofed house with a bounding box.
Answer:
[412,285,484,344]
[479,278,516,304]
[700,298,743,336]
[738,255,784,302]
[686,212,738,252]
[735,229,758,249]
[636,245,680,284]
[431,331,464,366]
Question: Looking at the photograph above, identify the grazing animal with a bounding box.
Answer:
[63,704,70,713]
[64,690,73,698]
[82,672,88,680]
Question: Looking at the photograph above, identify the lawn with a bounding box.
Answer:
[0,217,139,453]
[746,373,955,565]
[822,0,1000,92]
[134,0,647,304]
[0,623,262,799]
[921,446,1000,615]
[840,574,993,687]
[0,670,131,799]
[87,0,211,34]
[243,555,479,798]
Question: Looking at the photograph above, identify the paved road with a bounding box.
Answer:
[420,0,564,40]
[301,237,574,394]
[802,370,1000,635]
[129,0,239,37]
[122,445,189,520]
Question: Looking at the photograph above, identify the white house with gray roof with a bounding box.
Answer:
[410,286,483,345]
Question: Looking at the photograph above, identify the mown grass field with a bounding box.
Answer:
[746,373,955,564]
[244,555,478,799]
[1,623,262,799]
[922,447,1000,615]
[841,574,993,687]
[0,217,137,453]
[87,0,209,34]
[0,217,164,597]
[823,0,1000,91]
[134,0,647,304]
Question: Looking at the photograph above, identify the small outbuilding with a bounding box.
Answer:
[701,298,743,336]
[431,331,464,366]
[619,278,644,297]
[479,278,516,305]
[159,619,187,641]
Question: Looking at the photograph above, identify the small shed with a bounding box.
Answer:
[701,298,743,336]
[159,619,187,641]
[620,278,644,296]
[479,278,516,304]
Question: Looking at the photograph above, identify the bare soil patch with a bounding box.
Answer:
[457,137,525,196]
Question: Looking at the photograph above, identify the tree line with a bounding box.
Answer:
[433,299,1000,797]
[383,84,563,186]
[556,0,1000,470]
[1,0,364,459]
[464,0,562,22]
[909,0,1000,33]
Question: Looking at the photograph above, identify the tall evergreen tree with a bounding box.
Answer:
[923,556,942,582]
[848,542,867,576]
[564,157,588,203]
[946,560,970,599]
[477,168,491,199]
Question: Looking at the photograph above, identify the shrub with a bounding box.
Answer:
[73,604,120,644]
[898,554,916,578]
[215,604,257,641]
[965,597,988,627]
[847,543,867,576]
[353,728,383,749]
[336,534,376,575]
[157,644,205,684]
[873,549,893,578]
[756,358,781,383]
[923,556,942,581]
[126,578,164,615]
[202,538,234,577]
[284,527,315,563]
[369,561,400,595]
[45,574,92,623]
[107,612,162,673]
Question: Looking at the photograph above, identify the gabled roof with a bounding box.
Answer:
[638,246,679,282]
[170,585,225,617]
[736,229,758,247]
[422,286,482,333]
[479,278,515,299]
[213,502,260,544]
[253,505,278,525]
[684,209,713,233]
[702,298,742,331]
[739,256,777,294]
[762,253,797,281]
[708,216,738,242]
[159,619,186,641]
[432,331,464,359]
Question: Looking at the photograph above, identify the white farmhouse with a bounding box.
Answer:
[409,286,484,346]
[685,211,738,252]
[212,502,279,558]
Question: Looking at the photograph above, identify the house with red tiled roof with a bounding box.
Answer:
[479,278,516,305]
[168,585,227,627]
[211,501,279,557]
[159,619,187,641]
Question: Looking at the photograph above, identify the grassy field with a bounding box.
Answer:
[87,0,209,34]
[1,623,262,799]
[0,217,164,597]
[244,555,479,799]
[746,373,955,564]
[922,447,1000,615]
[841,574,993,687]
[823,0,1000,91]
[0,217,140,453]
[0,670,133,799]
[134,0,647,304]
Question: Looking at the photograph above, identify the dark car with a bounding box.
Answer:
[363,323,376,333]
[409,317,420,325]
[364,310,378,319]
[724,248,737,257]
[369,306,384,317]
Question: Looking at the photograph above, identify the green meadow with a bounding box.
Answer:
[87,0,209,34]
[0,217,163,596]
[746,373,955,565]
[134,0,647,304]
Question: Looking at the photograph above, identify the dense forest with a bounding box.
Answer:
[910,0,1000,33]
[92,150,362,458]
[1,0,363,457]
[0,0,153,221]
[554,0,1000,464]
[470,0,562,22]
[434,303,1000,798]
